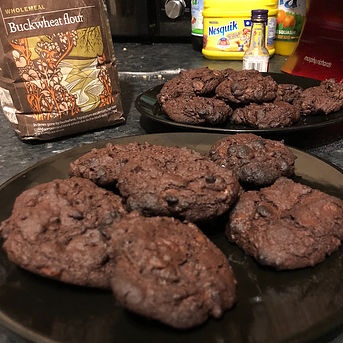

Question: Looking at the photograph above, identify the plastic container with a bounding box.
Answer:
[202,0,278,60]
[191,0,204,51]
[274,0,307,56]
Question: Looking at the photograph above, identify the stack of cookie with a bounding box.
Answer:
[0,141,241,329]
[0,134,342,330]
[157,67,343,129]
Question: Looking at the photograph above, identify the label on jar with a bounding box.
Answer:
[203,17,274,53]
[276,0,307,42]
[191,0,204,37]
[243,55,269,72]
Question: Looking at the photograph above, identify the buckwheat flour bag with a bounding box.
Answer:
[0,0,124,140]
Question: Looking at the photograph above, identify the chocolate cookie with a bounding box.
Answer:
[226,177,343,270]
[209,133,296,187]
[215,70,278,104]
[0,177,127,288]
[161,96,232,125]
[178,67,225,95]
[299,79,343,115]
[276,83,303,106]
[117,146,240,222]
[70,142,167,188]
[157,67,223,104]
[231,101,301,128]
[157,74,195,105]
[110,212,237,329]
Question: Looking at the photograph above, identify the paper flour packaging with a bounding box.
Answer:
[0,0,125,140]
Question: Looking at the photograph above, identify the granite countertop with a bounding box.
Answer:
[0,42,342,343]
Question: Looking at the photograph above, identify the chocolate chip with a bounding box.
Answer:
[205,175,216,183]
[166,195,179,205]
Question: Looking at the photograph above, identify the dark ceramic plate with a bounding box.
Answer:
[0,133,342,343]
[135,74,343,146]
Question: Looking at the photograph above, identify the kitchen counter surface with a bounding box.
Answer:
[0,42,342,343]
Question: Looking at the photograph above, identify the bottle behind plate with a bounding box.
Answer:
[275,0,307,56]
[243,9,270,72]
[191,0,204,52]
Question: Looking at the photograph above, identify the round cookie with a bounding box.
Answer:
[157,67,223,104]
[178,67,224,95]
[161,96,232,125]
[69,142,198,189]
[110,212,237,329]
[116,145,240,223]
[209,133,296,187]
[299,79,343,115]
[0,177,127,288]
[70,142,151,188]
[215,69,278,104]
[157,74,195,105]
[276,83,303,106]
[226,177,343,270]
[231,101,301,129]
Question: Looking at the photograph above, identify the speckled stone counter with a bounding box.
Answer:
[0,42,342,343]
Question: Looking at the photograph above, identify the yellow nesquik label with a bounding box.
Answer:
[203,18,250,52]
[203,17,275,55]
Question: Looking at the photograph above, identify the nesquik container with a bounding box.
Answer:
[202,0,278,60]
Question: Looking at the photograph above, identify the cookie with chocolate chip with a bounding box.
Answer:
[161,96,232,125]
[209,133,296,187]
[299,79,343,115]
[0,177,127,288]
[226,177,343,270]
[231,101,301,129]
[215,69,278,104]
[276,83,303,106]
[110,212,237,329]
[117,146,240,223]
[70,142,176,188]
[157,67,224,104]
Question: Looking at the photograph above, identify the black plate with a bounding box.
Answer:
[135,74,343,146]
[0,133,343,343]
